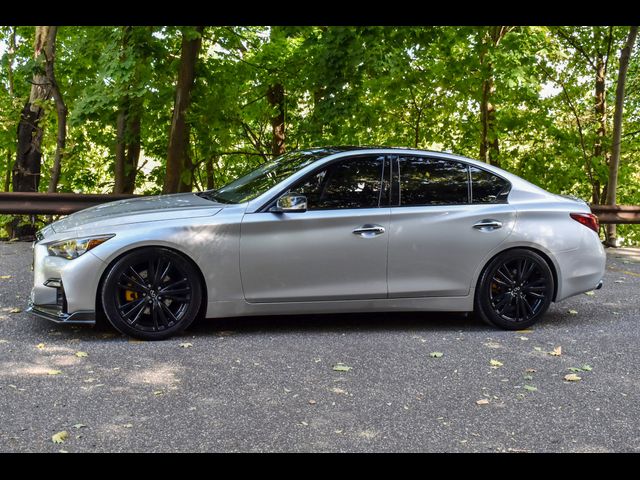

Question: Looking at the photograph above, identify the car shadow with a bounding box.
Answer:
[188,311,485,337]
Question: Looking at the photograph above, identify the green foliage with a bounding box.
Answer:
[0,26,638,243]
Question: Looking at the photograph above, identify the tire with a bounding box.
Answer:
[474,249,554,330]
[101,247,203,340]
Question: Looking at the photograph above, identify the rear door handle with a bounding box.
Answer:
[353,224,386,238]
[473,219,503,230]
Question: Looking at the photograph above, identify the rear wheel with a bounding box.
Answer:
[101,247,202,340]
[475,249,554,330]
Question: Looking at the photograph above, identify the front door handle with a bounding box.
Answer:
[473,219,503,230]
[353,224,386,238]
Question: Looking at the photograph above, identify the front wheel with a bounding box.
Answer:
[475,249,554,330]
[101,247,203,340]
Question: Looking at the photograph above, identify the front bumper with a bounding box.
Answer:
[29,240,105,325]
[27,301,95,324]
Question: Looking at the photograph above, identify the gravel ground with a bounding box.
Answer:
[0,241,639,452]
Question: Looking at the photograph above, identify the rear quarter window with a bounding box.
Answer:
[470,166,511,204]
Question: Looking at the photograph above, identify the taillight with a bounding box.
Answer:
[570,212,599,233]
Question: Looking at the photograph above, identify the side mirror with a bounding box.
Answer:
[271,193,307,213]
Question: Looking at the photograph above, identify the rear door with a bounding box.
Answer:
[387,156,516,298]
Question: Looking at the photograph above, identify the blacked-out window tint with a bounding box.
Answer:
[398,157,469,206]
[292,156,384,210]
[470,166,511,203]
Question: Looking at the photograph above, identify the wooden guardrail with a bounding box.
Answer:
[0,192,138,215]
[589,205,640,224]
[0,192,639,223]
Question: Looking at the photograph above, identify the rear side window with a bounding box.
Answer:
[470,166,511,204]
[398,156,469,206]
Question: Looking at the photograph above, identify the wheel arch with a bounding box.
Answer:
[95,245,208,321]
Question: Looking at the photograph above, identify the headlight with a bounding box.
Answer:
[47,235,115,260]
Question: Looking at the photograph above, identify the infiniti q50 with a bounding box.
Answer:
[29,147,605,340]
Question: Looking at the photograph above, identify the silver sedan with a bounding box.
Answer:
[29,147,606,340]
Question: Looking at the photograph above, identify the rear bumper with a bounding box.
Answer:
[27,301,95,324]
[554,233,606,301]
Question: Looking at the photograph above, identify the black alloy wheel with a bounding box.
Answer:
[101,247,202,340]
[475,249,554,330]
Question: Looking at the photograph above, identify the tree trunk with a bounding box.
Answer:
[44,27,67,194]
[125,102,141,193]
[4,27,16,192]
[163,26,204,194]
[478,26,508,167]
[267,82,286,157]
[4,152,11,192]
[13,26,52,195]
[10,26,53,237]
[7,27,16,95]
[592,55,607,205]
[205,157,216,190]
[113,26,143,195]
[604,26,638,247]
[479,74,499,166]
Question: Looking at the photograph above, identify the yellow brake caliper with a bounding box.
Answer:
[125,289,139,302]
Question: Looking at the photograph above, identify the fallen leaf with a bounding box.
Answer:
[614,280,624,284]
[490,359,503,368]
[568,367,582,372]
[525,368,536,373]
[74,351,88,358]
[584,291,595,296]
[51,431,69,444]
[179,343,193,348]
[523,375,533,381]
[300,421,308,426]
[568,310,578,315]
[332,363,352,372]
[72,424,87,429]
[122,424,133,428]
[36,343,45,350]
[331,387,348,395]
[47,370,62,376]
[9,307,21,313]
[518,336,529,341]
[564,373,582,382]
[0,275,11,279]
[549,346,562,356]
[515,329,533,334]
[581,364,593,372]
[523,385,538,392]
[483,341,501,349]
[533,347,543,352]
[308,400,317,405]
[430,352,444,358]
[476,399,490,405]
[153,390,164,395]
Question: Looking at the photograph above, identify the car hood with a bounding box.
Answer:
[49,193,225,234]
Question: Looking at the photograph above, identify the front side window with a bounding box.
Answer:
[398,156,469,206]
[470,166,511,203]
[291,156,384,210]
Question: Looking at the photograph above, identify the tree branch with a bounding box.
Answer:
[556,27,597,70]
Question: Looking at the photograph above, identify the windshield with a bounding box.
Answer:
[197,150,331,204]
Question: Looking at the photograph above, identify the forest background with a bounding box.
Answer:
[1,26,638,244]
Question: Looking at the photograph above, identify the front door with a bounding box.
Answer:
[240,155,390,302]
